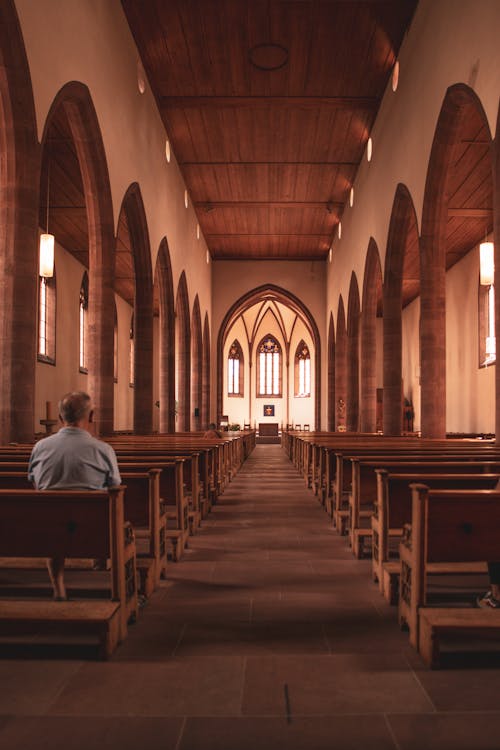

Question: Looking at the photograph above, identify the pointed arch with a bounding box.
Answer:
[217,284,321,429]
[346,273,361,431]
[383,183,420,435]
[335,296,347,431]
[0,0,39,441]
[294,339,311,397]
[117,183,153,434]
[41,81,115,435]
[154,237,175,432]
[360,239,382,432]
[191,295,203,430]
[202,313,211,429]
[494,101,500,444]
[227,339,244,397]
[327,313,336,431]
[421,84,493,437]
[176,271,191,431]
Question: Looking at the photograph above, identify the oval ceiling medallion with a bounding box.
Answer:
[249,43,289,71]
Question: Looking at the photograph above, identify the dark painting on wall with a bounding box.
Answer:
[264,405,274,416]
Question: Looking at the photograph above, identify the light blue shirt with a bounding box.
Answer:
[28,427,121,490]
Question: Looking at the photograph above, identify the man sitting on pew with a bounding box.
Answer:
[28,391,121,600]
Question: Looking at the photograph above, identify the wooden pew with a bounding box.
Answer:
[349,457,500,558]
[373,470,499,603]
[0,486,138,658]
[398,484,500,666]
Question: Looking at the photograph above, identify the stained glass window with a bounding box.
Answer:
[257,335,281,396]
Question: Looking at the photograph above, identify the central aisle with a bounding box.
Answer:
[2,445,500,749]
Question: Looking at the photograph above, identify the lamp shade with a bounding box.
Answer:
[39,233,54,277]
[486,336,496,356]
[480,241,494,285]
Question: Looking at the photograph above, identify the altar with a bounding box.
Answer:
[258,422,279,437]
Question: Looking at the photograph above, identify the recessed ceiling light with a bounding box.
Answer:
[367,137,373,162]
[137,60,146,94]
[338,222,342,240]
[184,189,189,209]
[249,43,288,71]
[165,139,171,163]
[392,60,399,92]
[349,187,354,208]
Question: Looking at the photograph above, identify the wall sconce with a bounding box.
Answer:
[480,241,494,285]
[39,160,54,277]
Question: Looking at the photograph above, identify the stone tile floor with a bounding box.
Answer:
[1,445,500,749]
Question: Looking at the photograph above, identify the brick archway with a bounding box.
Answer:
[176,271,191,432]
[117,183,153,434]
[191,295,202,431]
[202,313,211,430]
[327,313,335,431]
[383,183,419,436]
[335,296,347,431]
[420,84,493,438]
[41,82,116,435]
[0,0,39,442]
[360,239,382,432]
[217,284,321,430]
[155,237,175,432]
[347,274,360,431]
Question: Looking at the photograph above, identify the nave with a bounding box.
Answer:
[1,445,500,749]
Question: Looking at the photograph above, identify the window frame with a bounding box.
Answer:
[37,270,57,365]
[227,339,244,397]
[256,334,282,397]
[478,277,496,368]
[294,340,311,397]
[78,272,89,374]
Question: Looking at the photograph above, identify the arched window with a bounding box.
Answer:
[228,340,243,396]
[129,313,135,387]
[295,340,311,397]
[113,303,118,383]
[257,334,281,396]
[479,277,496,367]
[38,268,56,364]
[79,272,88,373]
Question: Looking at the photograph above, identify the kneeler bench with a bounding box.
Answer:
[419,608,500,669]
[0,600,121,660]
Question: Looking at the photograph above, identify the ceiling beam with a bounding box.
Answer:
[205,233,332,239]
[447,207,492,217]
[180,160,359,167]
[161,95,378,110]
[195,201,343,210]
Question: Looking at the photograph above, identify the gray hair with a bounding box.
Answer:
[59,391,92,425]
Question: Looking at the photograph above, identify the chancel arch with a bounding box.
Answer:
[217,285,321,430]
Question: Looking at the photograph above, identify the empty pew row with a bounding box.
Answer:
[400,484,500,668]
[348,458,500,557]
[372,470,499,603]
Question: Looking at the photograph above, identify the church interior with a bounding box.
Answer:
[1,1,500,747]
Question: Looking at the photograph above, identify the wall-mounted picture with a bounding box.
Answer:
[263,405,275,416]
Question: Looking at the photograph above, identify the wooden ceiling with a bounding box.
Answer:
[122,0,418,260]
[38,1,493,312]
